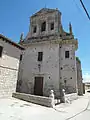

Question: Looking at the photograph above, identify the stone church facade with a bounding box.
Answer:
[18,8,79,98]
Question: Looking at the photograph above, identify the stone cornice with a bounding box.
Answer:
[22,39,78,50]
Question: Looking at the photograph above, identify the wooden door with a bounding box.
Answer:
[34,77,43,96]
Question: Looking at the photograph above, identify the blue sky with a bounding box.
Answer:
[0,0,90,81]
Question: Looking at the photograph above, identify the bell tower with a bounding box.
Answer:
[26,8,62,40]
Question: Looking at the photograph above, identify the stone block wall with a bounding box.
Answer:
[0,67,18,98]
[65,93,78,102]
[12,92,54,107]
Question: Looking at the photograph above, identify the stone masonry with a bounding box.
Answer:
[0,67,18,98]
[76,57,83,95]
[17,8,79,99]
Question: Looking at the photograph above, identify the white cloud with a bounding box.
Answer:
[83,73,90,83]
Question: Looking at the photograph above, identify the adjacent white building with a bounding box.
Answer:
[0,34,24,98]
[18,8,79,98]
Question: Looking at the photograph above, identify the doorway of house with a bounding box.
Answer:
[34,77,43,96]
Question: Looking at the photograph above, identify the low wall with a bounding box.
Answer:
[65,93,78,102]
[12,92,54,107]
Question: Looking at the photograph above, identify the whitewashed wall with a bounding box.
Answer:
[0,39,22,98]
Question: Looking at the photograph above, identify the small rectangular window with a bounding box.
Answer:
[20,54,22,61]
[0,46,3,57]
[65,51,69,58]
[38,52,43,61]
[51,22,54,30]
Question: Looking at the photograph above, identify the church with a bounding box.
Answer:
[17,8,83,98]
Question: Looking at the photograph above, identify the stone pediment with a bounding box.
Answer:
[31,8,58,17]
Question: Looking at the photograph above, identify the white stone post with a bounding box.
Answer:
[62,89,65,103]
[49,90,55,108]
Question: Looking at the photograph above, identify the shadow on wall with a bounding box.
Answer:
[2,43,22,60]
[16,79,33,94]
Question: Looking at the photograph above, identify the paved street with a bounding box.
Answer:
[0,93,90,120]
[70,95,90,120]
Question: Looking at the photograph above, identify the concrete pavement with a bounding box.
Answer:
[54,93,90,119]
[0,93,90,120]
[69,93,90,120]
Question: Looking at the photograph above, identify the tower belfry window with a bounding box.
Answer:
[41,22,46,32]
[51,22,54,30]
[0,46,3,57]
[33,26,37,33]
